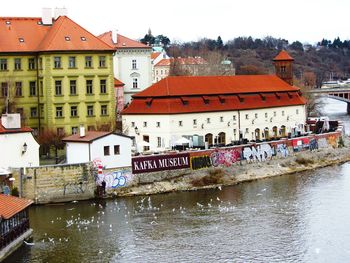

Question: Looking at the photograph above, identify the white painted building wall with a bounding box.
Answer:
[65,143,90,164]
[114,49,152,104]
[123,105,306,150]
[0,132,39,168]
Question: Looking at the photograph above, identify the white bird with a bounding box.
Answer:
[24,240,35,246]
[150,221,158,225]
[218,186,222,191]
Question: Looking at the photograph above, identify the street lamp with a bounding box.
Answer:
[22,142,27,155]
[134,126,139,135]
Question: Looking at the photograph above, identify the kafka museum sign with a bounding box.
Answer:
[132,153,190,174]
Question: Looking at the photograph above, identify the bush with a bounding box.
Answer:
[11,187,19,197]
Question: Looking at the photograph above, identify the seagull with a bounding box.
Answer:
[218,186,222,191]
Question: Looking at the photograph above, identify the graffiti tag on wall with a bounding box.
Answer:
[317,138,328,148]
[275,144,289,158]
[96,170,133,189]
[191,155,212,170]
[210,149,241,167]
[309,138,318,151]
[243,144,273,162]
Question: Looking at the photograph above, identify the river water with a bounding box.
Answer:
[6,99,350,263]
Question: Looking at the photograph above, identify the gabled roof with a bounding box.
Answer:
[114,78,125,87]
[0,194,33,219]
[0,123,32,134]
[62,131,132,143]
[155,57,207,67]
[0,16,115,53]
[98,31,151,49]
[134,75,300,98]
[151,52,161,60]
[273,50,294,61]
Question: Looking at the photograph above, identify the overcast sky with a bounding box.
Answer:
[1,0,349,44]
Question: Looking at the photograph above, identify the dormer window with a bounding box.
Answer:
[65,36,71,41]
[81,37,86,41]
[19,38,24,43]
[5,21,11,25]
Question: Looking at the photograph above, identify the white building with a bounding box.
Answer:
[62,129,132,169]
[98,32,152,104]
[0,114,40,169]
[122,51,307,151]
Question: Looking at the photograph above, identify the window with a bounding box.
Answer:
[70,80,77,95]
[131,122,135,127]
[72,127,78,134]
[245,114,249,120]
[143,121,147,127]
[157,137,161,148]
[156,122,160,127]
[207,118,211,124]
[220,116,224,122]
[101,105,107,115]
[296,109,299,114]
[88,125,95,131]
[55,80,62,95]
[70,106,78,117]
[161,70,163,75]
[281,66,286,73]
[56,106,63,117]
[100,79,107,94]
[179,121,183,127]
[274,111,277,117]
[193,119,197,125]
[14,58,21,70]
[282,111,285,116]
[104,146,110,156]
[15,82,22,96]
[68,56,76,68]
[87,105,94,116]
[29,81,36,96]
[86,80,93,94]
[132,59,137,69]
[114,145,120,155]
[65,36,70,41]
[233,129,237,134]
[57,128,64,136]
[54,57,61,68]
[0,59,7,70]
[28,58,35,70]
[1,83,7,97]
[99,56,106,67]
[265,113,268,118]
[85,56,92,68]
[254,113,258,119]
[245,128,249,133]
[132,78,138,89]
[233,115,236,121]
[30,107,37,117]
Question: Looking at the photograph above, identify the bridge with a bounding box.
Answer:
[307,87,350,114]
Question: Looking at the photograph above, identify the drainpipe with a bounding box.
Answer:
[35,54,41,134]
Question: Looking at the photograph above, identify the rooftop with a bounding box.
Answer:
[98,31,151,49]
[273,50,294,61]
[0,123,32,134]
[0,194,33,219]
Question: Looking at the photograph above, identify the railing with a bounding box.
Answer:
[0,219,30,250]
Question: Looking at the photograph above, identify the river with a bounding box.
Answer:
[6,98,350,263]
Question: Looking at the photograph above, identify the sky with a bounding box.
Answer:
[1,0,349,45]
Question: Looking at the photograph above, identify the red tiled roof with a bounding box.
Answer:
[0,194,33,219]
[0,123,32,134]
[273,50,294,61]
[0,16,115,52]
[98,31,151,49]
[62,131,112,143]
[122,92,306,115]
[134,75,299,98]
[155,57,207,67]
[151,52,161,60]
[114,78,124,87]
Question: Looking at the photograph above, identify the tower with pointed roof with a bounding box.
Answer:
[273,50,294,85]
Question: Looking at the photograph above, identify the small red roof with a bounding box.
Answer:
[0,194,33,219]
[0,123,32,134]
[98,31,151,49]
[151,52,161,60]
[62,131,112,143]
[114,78,124,87]
[273,50,294,61]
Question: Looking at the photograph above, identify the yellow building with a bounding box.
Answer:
[0,15,115,135]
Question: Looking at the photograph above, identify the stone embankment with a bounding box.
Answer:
[109,137,350,197]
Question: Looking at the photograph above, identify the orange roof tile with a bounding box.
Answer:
[0,123,32,134]
[114,78,124,87]
[273,50,294,61]
[0,194,33,219]
[98,31,151,49]
[62,131,112,143]
[0,16,115,52]
[134,75,299,98]
[151,52,161,60]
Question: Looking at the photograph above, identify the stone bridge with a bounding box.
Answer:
[308,87,350,113]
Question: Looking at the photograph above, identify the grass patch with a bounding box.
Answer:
[295,156,314,166]
[190,169,224,187]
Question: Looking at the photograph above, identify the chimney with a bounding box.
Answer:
[112,29,118,44]
[54,7,68,20]
[1,114,21,129]
[79,124,85,138]
[42,8,52,25]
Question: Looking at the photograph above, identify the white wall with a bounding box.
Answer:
[0,132,39,168]
[65,143,90,164]
[114,49,152,104]
[123,105,306,150]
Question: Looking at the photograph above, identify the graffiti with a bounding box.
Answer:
[327,135,337,148]
[191,155,212,170]
[317,138,328,148]
[210,149,241,167]
[292,138,310,152]
[96,170,133,189]
[276,144,289,158]
[309,138,318,151]
[63,181,87,195]
[243,144,273,162]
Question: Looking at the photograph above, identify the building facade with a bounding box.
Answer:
[98,32,152,104]
[0,14,116,135]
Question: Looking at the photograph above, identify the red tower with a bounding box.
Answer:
[273,50,294,85]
